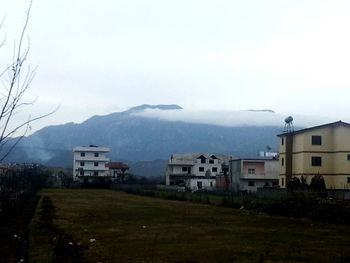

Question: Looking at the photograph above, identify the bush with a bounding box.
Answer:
[115,186,350,225]
[310,175,326,192]
[287,177,302,192]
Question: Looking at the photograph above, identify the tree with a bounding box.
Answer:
[309,175,326,192]
[287,177,302,192]
[0,1,55,161]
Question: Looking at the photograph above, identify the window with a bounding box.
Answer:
[197,181,202,189]
[94,171,98,176]
[311,156,322,166]
[347,154,350,161]
[199,167,204,172]
[348,177,350,183]
[210,182,213,187]
[281,178,284,186]
[80,152,85,157]
[94,162,98,167]
[248,168,255,174]
[209,159,214,164]
[312,135,322,145]
[94,152,99,157]
[80,161,85,166]
[248,181,254,187]
[182,167,188,172]
[281,158,284,166]
[212,167,217,172]
[201,158,206,164]
[281,137,284,145]
[80,171,84,175]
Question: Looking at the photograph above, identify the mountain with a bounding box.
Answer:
[129,159,168,178]
[4,104,285,171]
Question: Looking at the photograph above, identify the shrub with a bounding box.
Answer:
[310,175,326,192]
[287,177,302,192]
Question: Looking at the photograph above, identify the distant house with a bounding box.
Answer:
[228,158,279,192]
[73,145,110,184]
[278,121,350,189]
[106,162,129,183]
[165,153,230,191]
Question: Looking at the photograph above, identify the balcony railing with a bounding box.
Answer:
[169,174,216,179]
[74,156,109,162]
[240,173,277,180]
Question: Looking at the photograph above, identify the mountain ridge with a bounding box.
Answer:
[5,104,285,169]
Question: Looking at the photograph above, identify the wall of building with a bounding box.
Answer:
[166,154,229,191]
[242,161,264,175]
[186,178,216,191]
[215,175,230,191]
[230,160,241,192]
[265,160,279,176]
[279,124,350,190]
[73,146,110,182]
[230,159,278,193]
[239,180,273,192]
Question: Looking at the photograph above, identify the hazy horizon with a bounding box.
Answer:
[23,104,334,135]
[1,1,350,133]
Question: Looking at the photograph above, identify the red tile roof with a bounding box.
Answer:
[106,162,129,169]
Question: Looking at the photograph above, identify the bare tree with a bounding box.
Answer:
[0,1,55,161]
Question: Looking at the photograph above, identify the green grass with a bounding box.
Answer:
[30,189,350,262]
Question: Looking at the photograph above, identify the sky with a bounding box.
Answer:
[0,0,350,133]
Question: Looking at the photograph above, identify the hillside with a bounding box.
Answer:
[5,104,284,169]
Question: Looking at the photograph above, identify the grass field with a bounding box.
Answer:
[30,189,350,263]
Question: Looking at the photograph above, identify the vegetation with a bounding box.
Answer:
[309,175,326,191]
[29,196,87,263]
[0,165,50,263]
[113,185,350,225]
[29,189,350,262]
[287,175,326,193]
[0,165,49,218]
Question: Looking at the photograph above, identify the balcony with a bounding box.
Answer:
[76,169,110,178]
[74,156,109,162]
[168,161,195,166]
[169,174,216,180]
[240,173,277,180]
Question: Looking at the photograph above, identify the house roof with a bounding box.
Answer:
[230,157,278,163]
[277,121,350,137]
[73,146,110,152]
[169,153,231,164]
[106,162,129,169]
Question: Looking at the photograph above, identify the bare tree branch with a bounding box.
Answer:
[0,15,6,49]
[0,0,57,161]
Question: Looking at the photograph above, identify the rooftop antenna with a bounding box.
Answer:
[284,116,294,133]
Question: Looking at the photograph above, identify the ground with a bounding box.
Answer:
[30,189,350,263]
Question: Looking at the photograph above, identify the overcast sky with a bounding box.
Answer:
[0,0,350,132]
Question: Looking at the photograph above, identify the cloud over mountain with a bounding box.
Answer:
[132,107,332,128]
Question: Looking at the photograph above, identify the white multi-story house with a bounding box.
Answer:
[165,153,230,191]
[73,145,110,183]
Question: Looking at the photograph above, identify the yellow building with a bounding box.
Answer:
[278,121,350,189]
